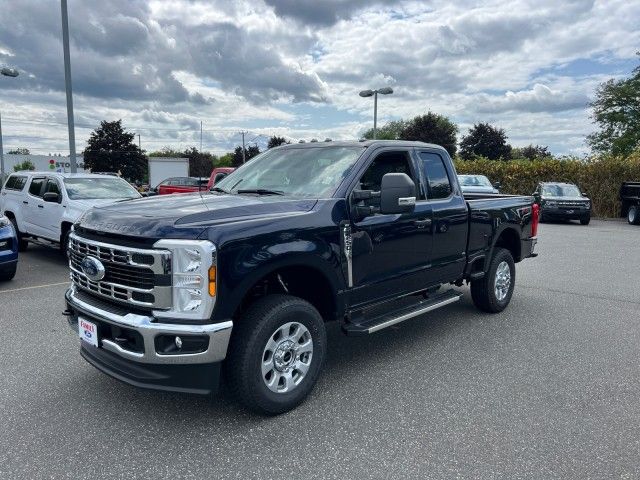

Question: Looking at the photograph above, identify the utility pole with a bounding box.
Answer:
[373,91,378,139]
[241,131,246,164]
[200,121,203,151]
[138,134,141,149]
[61,0,77,173]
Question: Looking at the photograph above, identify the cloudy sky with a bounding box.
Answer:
[0,0,638,156]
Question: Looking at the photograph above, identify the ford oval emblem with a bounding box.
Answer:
[80,256,105,282]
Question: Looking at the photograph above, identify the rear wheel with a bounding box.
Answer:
[628,206,640,225]
[225,294,327,415]
[471,247,515,313]
[10,218,28,252]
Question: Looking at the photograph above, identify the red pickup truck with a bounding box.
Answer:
[156,169,236,195]
[206,167,235,190]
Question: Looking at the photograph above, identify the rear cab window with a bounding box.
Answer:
[418,152,452,200]
[3,175,28,191]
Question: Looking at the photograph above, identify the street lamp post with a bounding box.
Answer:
[359,87,393,139]
[61,0,78,173]
[1,67,20,183]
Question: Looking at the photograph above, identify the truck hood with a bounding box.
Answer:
[78,192,318,239]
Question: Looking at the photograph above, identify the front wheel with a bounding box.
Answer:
[471,247,515,313]
[628,206,640,225]
[225,294,327,415]
[0,263,17,281]
[10,218,28,252]
[580,215,591,225]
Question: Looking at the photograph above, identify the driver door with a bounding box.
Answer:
[40,177,65,240]
[347,149,434,307]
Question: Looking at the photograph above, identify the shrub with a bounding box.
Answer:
[454,151,640,218]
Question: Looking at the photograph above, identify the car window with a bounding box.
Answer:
[213,172,228,184]
[419,152,452,199]
[4,175,28,191]
[45,179,61,195]
[355,151,414,207]
[28,177,46,197]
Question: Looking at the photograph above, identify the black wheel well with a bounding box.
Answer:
[235,265,337,322]
[60,221,73,243]
[494,228,521,262]
[3,210,15,220]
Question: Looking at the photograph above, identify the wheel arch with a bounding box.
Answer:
[491,226,522,263]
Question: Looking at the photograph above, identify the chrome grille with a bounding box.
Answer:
[68,233,172,309]
[558,201,588,208]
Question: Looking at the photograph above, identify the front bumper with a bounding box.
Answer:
[65,286,233,394]
[541,207,590,220]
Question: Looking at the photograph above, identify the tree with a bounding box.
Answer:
[587,55,640,156]
[83,120,147,181]
[7,147,30,155]
[362,120,407,140]
[217,152,234,167]
[512,144,552,160]
[232,145,260,167]
[401,113,458,157]
[183,147,216,177]
[13,160,35,172]
[267,136,290,148]
[460,123,512,160]
[148,147,182,157]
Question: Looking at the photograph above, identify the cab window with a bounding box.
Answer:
[418,152,452,199]
[355,150,415,207]
[4,175,28,191]
[45,179,61,196]
[28,177,46,197]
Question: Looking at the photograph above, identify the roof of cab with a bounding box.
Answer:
[275,139,448,152]
[9,171,122,179]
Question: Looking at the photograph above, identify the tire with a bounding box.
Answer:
[470,247,515,313]
[628,206,640,225]
[10,218,28,252]
[0,263,17,281]
[60,229,71,258]
[580,215,591,225]
[225,294,327,415]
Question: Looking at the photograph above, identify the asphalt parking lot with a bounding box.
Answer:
[0,219,638,479]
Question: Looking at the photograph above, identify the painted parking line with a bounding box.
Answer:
[0,281,69,295]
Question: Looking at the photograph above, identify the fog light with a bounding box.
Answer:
[155,334,209,355]
[175,336,183,349]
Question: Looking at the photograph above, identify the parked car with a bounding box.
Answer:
[0,214,18,281]
[206,167,235,190]
[156,177,208,195]
[533,182,591,225]
[63,140,538,415]
[458,174,500,194]
[620,182,640,225]
[0,172,141,254]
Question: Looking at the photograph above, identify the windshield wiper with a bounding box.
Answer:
[237,188,284,196]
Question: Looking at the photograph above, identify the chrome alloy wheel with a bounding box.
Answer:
[261,322,313,393]
[494,260,511,301]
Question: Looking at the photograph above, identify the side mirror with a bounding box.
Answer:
[493,182,502,189]
[43,192,61,203]
[582,192,588,197]
[380,173,416,214]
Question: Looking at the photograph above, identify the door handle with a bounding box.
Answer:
[414,218,432,229]
[38,205,44,209]
[23,201,29,204]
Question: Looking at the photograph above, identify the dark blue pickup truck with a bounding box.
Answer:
[64,141,538,414]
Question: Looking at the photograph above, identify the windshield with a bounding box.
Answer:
[541,184,581,197]
[458,175,492,187]
[215,146,365,197]
[64,177,141,200]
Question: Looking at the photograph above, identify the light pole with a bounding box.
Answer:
[1,67,20,183]
[61,0,78,173]
[359,87,393,139]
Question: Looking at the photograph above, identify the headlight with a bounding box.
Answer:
[544,201,557,207]
[152,239,217,321]
[585,202,591,209]
[0,215,10,228]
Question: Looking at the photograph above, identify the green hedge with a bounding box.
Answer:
[453,152,640,218]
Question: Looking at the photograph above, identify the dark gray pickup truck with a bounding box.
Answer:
[64,140,539,414]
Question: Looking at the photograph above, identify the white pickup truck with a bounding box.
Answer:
[0,172,141,253]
